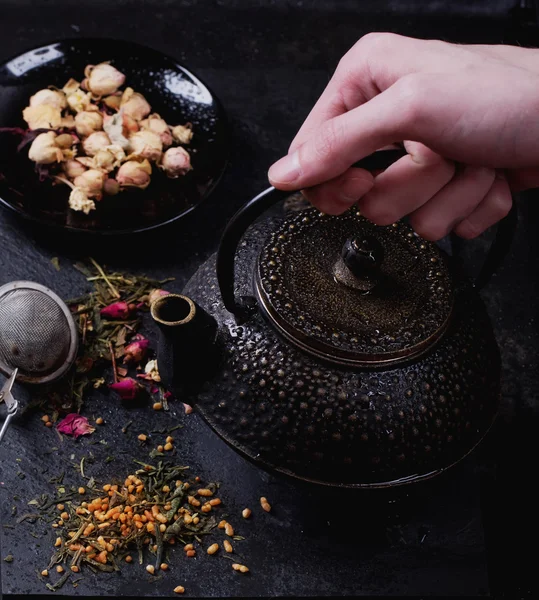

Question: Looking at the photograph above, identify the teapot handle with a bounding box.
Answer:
[217,150,517,317]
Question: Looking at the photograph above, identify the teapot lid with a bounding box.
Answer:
[256,207,454,367]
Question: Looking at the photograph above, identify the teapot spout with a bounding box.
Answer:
[150,294,217,397]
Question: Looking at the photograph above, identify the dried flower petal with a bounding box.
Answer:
[63,159,87,179]
[148,289,170,306]
[128,130,162,162]
[110,378,143,401]
[22,104,63,130]
[62,78,80,95]
[172,124,193,145]
[141,114,172,146]
[161,147,191,178]
[121,87,151,121]
[57,414,95,438]
[93,144,126,172]
[75,111,103,137]
[137,359,160,382]
[124,335,150,364]
[86,63,126,96]
[29,89,67,111]
[122,113,140,135]
[103,94,122,111]
[100,301,135,320]
[68,187,96,215]
[82,131,111,157]
[116,159,152,189]
[103,110,130,150]
[66,89,93,113]
[28,132,63,164]
[62,114,76,130]
[74,169,105,200]
[183,403,193,415]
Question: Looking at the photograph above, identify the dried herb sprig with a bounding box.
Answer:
[35,259,173,415]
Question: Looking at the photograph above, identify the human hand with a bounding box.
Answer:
[268,33,539,240]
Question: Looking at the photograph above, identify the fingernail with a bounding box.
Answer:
[268,152,301,185]
[339,176,373,203]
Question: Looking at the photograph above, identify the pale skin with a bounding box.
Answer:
[268,33,539,241]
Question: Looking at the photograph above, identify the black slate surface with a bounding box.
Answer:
[0,0,538,597]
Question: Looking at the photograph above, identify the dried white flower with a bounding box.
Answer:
[68,187,96,214]
[172,124,193,145]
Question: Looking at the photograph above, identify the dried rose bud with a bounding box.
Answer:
[94,144,126,172]
[28,132,63,164]
[66,89,93,113]
[172,124,194,145]
[74,169,105,200]
[141,114,173,146]
[29,88,67,111]
[121,87,151,121]
[110,378,143,401]
[128,130,162,162]
[57,414,95,438]
[124,335,150,364]
[100,301,136,320]
[62,78,80,95]
[86,63,126,96]
[82,131,111,156]
[148,288,170,306]
[117,159,152,189]
[68,187,96,215]
[103,178,120,196]
[22,104,63,130]
[75,111,103,137]
[103,94,122,111]
[63,159,87,179]
[161,147,191,178]
[55,133,75,149]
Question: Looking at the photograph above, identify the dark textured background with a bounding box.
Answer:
[0,0,538,597]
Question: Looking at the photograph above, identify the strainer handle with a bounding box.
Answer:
[0,408,17,444]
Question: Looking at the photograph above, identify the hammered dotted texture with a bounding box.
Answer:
[257,208,453,360]
[184,211,501,487]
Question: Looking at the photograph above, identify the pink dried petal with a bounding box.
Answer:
[109,377,143,400]
[123,336,150,364]
[56,414,95,439]
[100,301,135,320]
[164,391,173,400]
[183,403,193,415]
[148,289,170,306]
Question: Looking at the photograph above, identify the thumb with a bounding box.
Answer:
[268,76,421,190]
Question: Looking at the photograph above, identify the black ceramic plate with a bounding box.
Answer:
[0,39,228,235]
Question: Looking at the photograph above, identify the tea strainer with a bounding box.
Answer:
[0,281,78,443]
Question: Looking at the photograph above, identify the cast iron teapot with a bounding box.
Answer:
[151,153,516,489]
